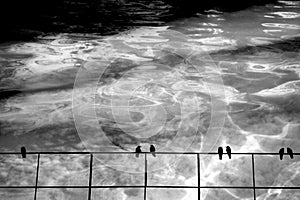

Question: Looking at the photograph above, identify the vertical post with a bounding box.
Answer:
[251,154,256,200]
[144,153,147,200]
[34,153,40,200]
[197,153,200,200]
[88,154,93,200]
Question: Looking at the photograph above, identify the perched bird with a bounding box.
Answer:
[150,145,156,157]
[135,146,142,158]
[279,148,284,160]
[287,147,294,159]
[21,146,26,159]
[218,147,223,160]
[226,146,231,159]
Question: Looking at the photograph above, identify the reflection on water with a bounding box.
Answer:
[0,1,300,200]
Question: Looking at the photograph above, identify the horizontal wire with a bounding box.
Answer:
[0,185,299,189]
[0,152,299,155]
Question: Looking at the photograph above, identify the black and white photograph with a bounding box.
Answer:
[0,0,299,199]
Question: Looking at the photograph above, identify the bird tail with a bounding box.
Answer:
[228,153,231,159]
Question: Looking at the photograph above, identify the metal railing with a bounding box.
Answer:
[1,151,299,200]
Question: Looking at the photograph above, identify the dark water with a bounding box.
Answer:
[0,1,300,200]
[1,0,276,41]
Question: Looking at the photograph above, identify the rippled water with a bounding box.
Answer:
[0,1,300,200]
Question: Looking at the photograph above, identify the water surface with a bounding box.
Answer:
[0,1,300,200]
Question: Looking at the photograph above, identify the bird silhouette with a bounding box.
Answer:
[21,146,26,159]
[135,146,142,158]
[226,146,231,159]
[279,148,284,160]
[287,147,294,159]
[150,145,156,157]
[218,147,223,160]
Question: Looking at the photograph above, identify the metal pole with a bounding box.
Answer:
[251,154,256,200]
[144,154,147,200]
[34,154,40,200]
[197,154,200,200]
[88,154,93,200]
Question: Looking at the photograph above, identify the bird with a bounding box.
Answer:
[150,145,156,157]
[226,146,231,159]
[279,148,284,160]
[21,146,26,159]
[218,147,223,160]
[135,146,142,158]
[287,147,294,159]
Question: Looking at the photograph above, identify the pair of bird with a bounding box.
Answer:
[279,147,294,160]
[218,146,231,160]
[135,145,156,158]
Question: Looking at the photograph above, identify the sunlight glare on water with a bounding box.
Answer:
[0,1,300,200]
